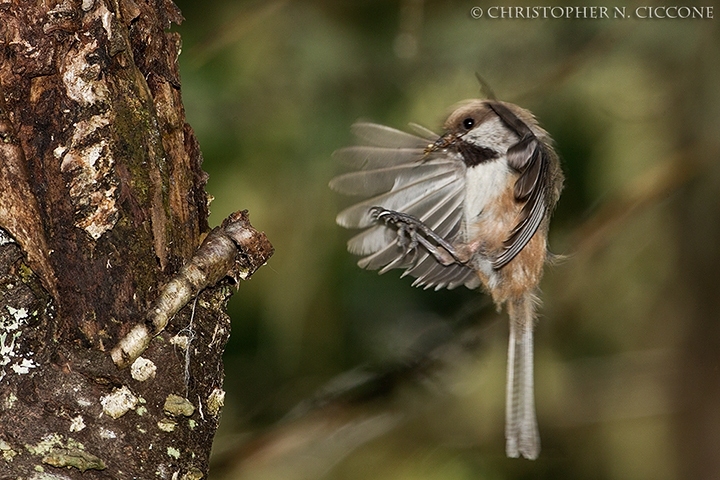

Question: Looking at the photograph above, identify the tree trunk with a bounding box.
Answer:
[672,45,720,480]
[0,1,272,478]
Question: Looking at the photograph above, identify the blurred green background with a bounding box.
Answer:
[171,1,720,478]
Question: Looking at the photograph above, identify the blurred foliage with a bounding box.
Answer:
[172,1,719,478]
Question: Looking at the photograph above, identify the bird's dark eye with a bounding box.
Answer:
[462,118,475,130]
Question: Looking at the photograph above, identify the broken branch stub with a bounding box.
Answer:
[111,210,273,368]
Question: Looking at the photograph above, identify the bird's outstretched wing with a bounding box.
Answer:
[330,123,480,290]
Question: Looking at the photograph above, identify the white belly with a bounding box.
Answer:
[462,158,511,289]
[462,157,510,239]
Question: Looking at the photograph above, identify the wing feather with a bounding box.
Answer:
[332,146,426,170]
[351,122,429,148]
[336,168,459,229]
[407,122,439,140]
[330,161,459,197]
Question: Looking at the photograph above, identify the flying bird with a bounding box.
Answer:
[330,99,564,459]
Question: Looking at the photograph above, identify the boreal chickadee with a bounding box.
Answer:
[330,99,564,460]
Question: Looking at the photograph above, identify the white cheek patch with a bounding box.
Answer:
[464,116,519,152]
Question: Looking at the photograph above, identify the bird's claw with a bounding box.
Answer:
[370,206,467,267]
[396,224,419,256]
[371,207,420,257]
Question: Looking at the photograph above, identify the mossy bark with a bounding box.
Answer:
[0,1,263,478]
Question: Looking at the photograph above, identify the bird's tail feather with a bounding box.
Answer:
[505,293,540,460]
